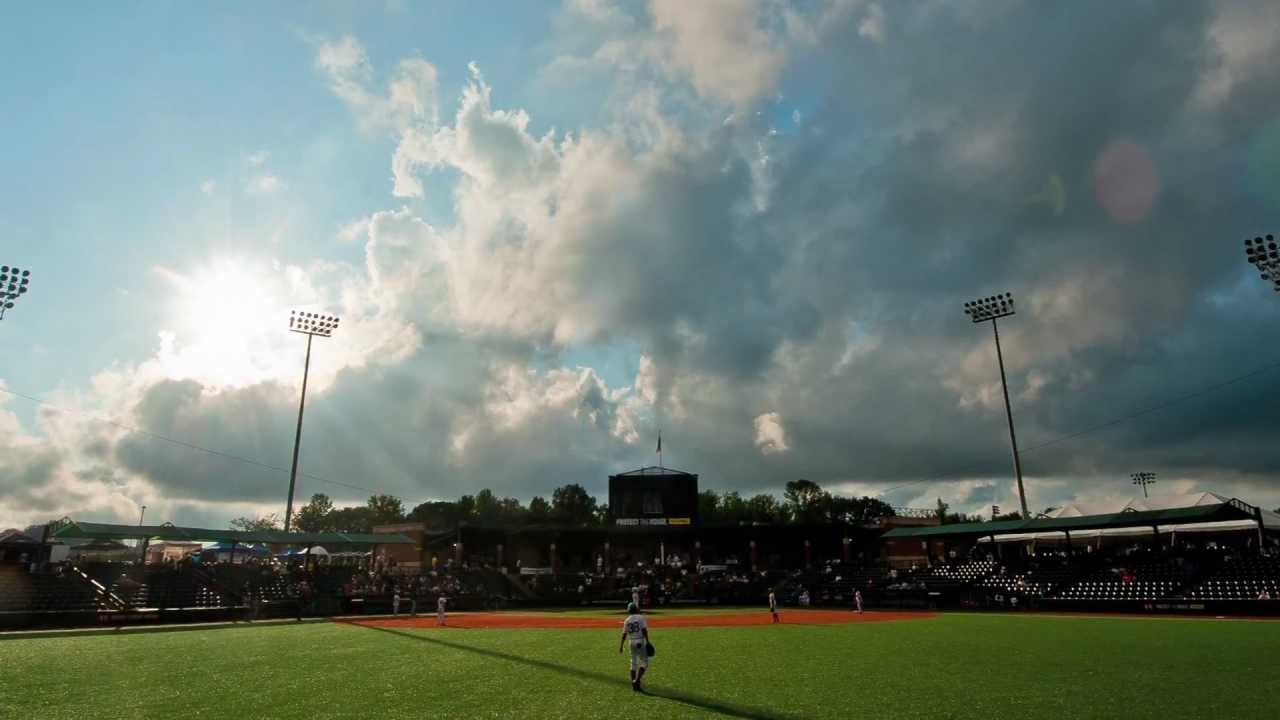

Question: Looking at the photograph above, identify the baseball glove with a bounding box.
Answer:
[646,642,656,657]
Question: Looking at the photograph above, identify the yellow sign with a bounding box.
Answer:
[668,517,692,526]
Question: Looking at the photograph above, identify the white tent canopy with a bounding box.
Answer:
[278,546,331,556]
[978,491,1277,544]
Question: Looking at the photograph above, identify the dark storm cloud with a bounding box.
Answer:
[109,334,638,506]
[0,440,78,520]
[605,0,1280,508]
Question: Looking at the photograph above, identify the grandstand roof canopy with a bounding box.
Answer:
[881,500,1264,539]
[51,520,415,546]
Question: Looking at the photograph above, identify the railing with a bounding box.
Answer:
[1228,498,1257,516]
[70,565,128,610]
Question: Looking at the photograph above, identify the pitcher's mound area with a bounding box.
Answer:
[345,609,933,630]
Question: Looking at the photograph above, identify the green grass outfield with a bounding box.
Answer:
[3,610,1277,719]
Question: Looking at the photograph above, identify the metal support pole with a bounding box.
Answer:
[1255,506,1265,557]
[991,319,1029,520]
[284,332,314,533]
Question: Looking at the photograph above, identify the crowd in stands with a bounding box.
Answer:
[4,532,1279,629]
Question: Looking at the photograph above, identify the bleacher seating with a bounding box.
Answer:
[930,560,996,582]
[979,568,1074,598]
[103,567,239,609]
[1187,557,1280,601]
[0,565,100,613]
[1053,562,1183,601]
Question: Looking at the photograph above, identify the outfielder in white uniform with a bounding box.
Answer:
[436,596,447,626]
[618,602,650,692]
[769,591,779,624]
[631,586,641,610]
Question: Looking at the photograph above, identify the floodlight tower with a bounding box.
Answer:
[1131,472,1157,499]
[283,310,340,532]
[0,265,32,321]
[1244,234,1280,293]
[962,292,1029,519]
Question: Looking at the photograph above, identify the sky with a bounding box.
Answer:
[3,0,1280,531]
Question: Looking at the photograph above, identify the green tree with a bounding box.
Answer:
[497,496,527,526]
[474,489,501,525]
[936,498,950,524]
[528,496,551,524]
[408,500,464,528]
[366,494,405,526]
[745,494,781,524]
[456,495,477,524]
[784,479,829,523]
[829,496,896,524]
[594,502,612,526]
[329,506,375,533]
[719,491,749,524]
[551,483,599,526]
[294,494,335,533]
[697,490,721,523]
[229,513,281,532]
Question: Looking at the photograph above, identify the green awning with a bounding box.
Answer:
[51,521,415,546]
[880,501,1260,539]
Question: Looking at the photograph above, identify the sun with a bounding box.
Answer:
[158,260,294,387]
[185,265,278,346]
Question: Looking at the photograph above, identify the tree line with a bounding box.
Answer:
[229,478,899,533]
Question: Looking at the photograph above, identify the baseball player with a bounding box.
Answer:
[854,589,863,614]
[392,589,401,616]
[436,595,447,626]
[631,585,641,610]
[618,602,650,692]
[768,590,779,623]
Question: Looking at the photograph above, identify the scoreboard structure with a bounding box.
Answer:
[608,466,699,528]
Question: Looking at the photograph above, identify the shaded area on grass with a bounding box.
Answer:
[342,621,791,720]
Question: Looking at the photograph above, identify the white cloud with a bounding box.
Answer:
[316,35,439,134]
[545,0,864,110]
[858,3,885,42]
[245,175,283,195]
[753,412,790,455]
[337,217,370,243]
[200,179,216,195]
[648,0,788,107]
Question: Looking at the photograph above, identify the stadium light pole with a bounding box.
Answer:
[283,310,340,532]
[0,265,32,321]
[1131,472,1157,499]
[1244,234,1280,293]
[962,292,1029,520]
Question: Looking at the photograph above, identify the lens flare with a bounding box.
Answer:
[1094,139,1159,224]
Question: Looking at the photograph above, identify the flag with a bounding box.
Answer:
[656,432,662,454]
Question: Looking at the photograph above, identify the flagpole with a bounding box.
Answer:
[657,429,663,470]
